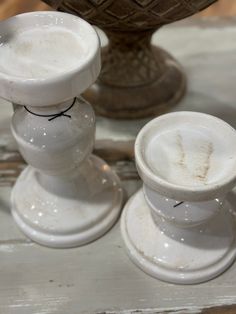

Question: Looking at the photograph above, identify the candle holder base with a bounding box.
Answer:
[12,155,123,248]
[121,189,236,284]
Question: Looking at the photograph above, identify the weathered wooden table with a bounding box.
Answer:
[1,17,236,314]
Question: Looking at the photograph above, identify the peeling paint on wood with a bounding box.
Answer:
[95,304,236,314]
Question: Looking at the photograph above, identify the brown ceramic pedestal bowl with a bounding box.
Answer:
[45,0,216,119]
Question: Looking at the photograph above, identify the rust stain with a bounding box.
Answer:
[195,142,213,182]
[176,132,186,168]
[175,132,213,183]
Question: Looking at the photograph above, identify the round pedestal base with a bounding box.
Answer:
[121,190,236,284]
[12,155,123,248]
[83,48,186,119]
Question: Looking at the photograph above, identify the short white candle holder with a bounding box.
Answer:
[121,111,236,284]
[0,12,123,248]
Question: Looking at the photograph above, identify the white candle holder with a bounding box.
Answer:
[0,12,123,248]
[121,111,236,284]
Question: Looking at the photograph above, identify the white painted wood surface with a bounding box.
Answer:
[1,17,236,314]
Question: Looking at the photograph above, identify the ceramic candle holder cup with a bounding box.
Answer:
[0,12,123,248]
[121,111,236,284]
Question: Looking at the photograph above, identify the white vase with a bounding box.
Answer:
[0,11,123,248]
[121,111,236,284]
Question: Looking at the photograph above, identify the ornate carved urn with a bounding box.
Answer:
[43,0,216,118]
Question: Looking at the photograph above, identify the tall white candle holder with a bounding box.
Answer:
[0,12,123,248]
[121,111,236,284]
